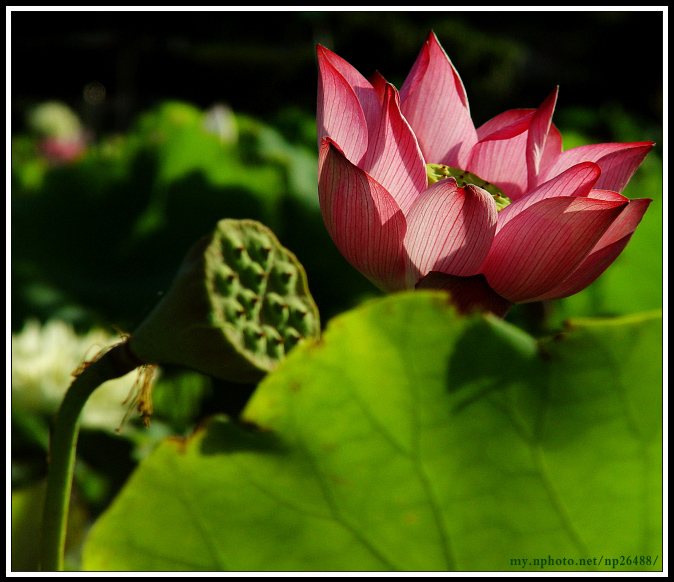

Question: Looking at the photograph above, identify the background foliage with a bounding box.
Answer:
[11,10,662,571]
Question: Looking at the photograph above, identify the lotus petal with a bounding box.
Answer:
[318,138,407,292]
[404,179,497,287]
[480,196,627,303]
[362,84,427,215]
[400,31,477,168]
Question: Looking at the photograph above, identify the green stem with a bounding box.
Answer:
[40,342,141,571]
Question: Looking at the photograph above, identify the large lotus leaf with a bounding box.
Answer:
[82,292,662,571]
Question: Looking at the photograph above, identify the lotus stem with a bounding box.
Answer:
[40,342,141,571]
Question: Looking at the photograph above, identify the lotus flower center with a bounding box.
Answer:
[426,163,511,211]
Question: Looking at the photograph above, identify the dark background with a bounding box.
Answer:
[11,10,663,137]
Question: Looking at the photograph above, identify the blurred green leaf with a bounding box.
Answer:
[12,481,47,572]
[150,371,212,432]
[12,479,88,571]
[11,101,327,329]
[82,293,662,571]
[11,136,49,193]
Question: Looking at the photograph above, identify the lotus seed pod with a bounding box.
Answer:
[248,232,274,268]
[270,260,298,294]
[222,297,246,323]
[286,297,317,336]
[214,265,238,297]
[282,327,302,351]
[129,219,320,384]
[262,293,289,327]
[241,261,267,293]
[262,325,284,359]
[221,230,249,270]
[242,321,265,353]
[237,288,260,313]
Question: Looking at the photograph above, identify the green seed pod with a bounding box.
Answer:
[242,321,265,353]
[262,325,284,359]
[262,292,289,327]
[270,260,298,294]
[222,297,246,324]
[286,297,316,337]
[237,288,260,314]
[240,260,267,293]
[214,265,238,297]
[248,231,274,268]
[282,327,302,351]
[220,230,249,270]
[129,218,320,384]
[426,163,512,211]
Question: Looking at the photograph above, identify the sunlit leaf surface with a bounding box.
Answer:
[83,293,662,571]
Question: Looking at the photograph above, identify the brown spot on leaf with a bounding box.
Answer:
[166,435,189,454]
[536,341,553,361]
[327,473,351,486]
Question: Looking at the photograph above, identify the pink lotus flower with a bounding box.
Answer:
[40,136,86,164]
[317,32,653,316]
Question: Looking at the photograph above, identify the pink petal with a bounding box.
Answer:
[538,141,654,193]
[318,138,407,292]
[539,124,563,179]
[399,31,477,168]
[584,194,651,252]
[368,71,388,104]
[404,179,497,287]
[317,45,369,165]
[496,161,601,234]
[416,272,513,318]
[584,189,628,203]
[476,109,534,141]
[465,113,532,201]
[317,45,382,139]
[362,84,427,215]
[480,196,627,303]
[526,88,558,190]
[532,196,651,300]
[532,237,634,301]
